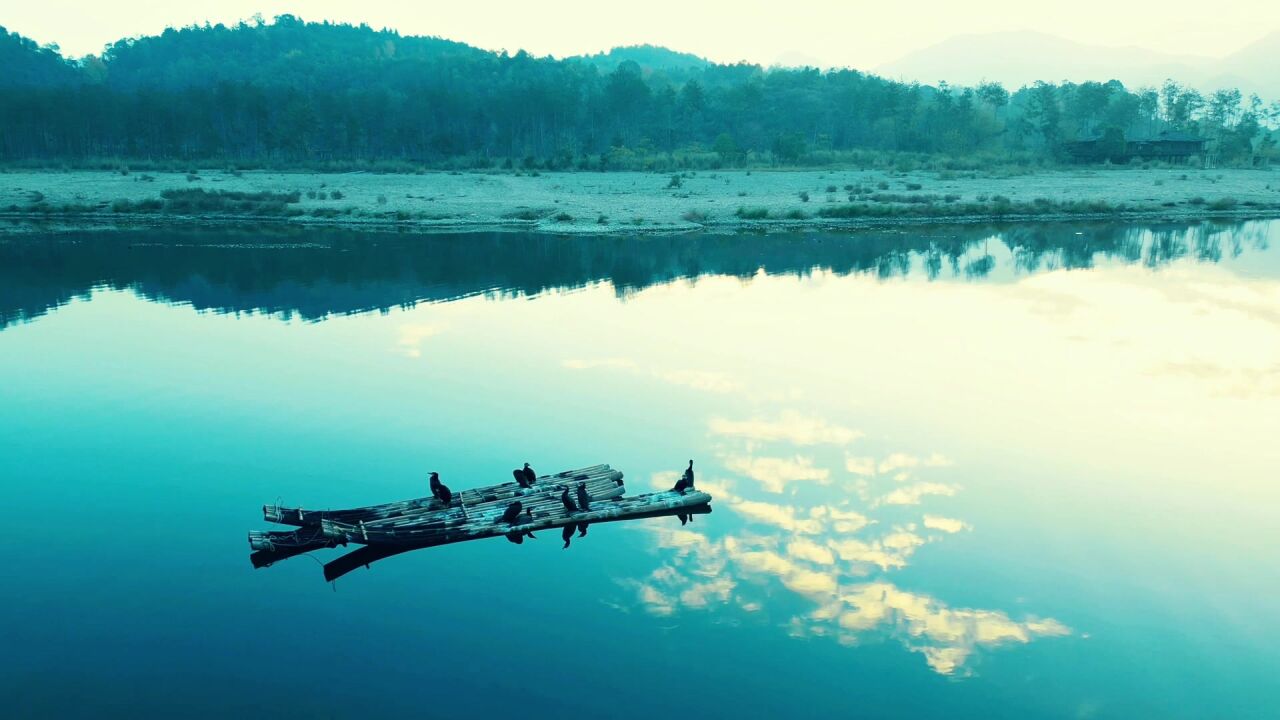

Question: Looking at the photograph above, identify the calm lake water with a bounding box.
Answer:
[2,221,1279,719]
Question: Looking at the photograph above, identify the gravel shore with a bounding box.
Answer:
[3,167,1278,235]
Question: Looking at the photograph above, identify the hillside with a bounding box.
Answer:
[0,17,1272,168]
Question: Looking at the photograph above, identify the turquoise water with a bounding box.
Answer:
[2,221,1278,718]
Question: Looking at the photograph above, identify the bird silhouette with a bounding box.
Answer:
[429,472,452,504]
[560,487,578,513]
[500,501,523,524]
[674,460,695,493]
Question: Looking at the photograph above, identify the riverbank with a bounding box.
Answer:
[3,167,1278,234]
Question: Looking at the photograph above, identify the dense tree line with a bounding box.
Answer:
[1,16,1276,167]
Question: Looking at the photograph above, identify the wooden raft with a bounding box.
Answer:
[248,463,713,581]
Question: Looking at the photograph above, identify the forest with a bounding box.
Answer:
[1,15,1277,169]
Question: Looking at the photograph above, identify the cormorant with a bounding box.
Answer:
[521,463,537,487]
[674,460,695,493]
[576,483,591,511]
[500,501,523,524]
[577,522,588,537]
[560,488,578,513]
[430,472,452,504]
[513,468,530,488]
[562,524,575,549]
[506,531,524,545]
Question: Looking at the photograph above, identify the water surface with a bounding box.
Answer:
[2,221,1278,718]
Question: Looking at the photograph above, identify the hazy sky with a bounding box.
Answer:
[5,0,1276,67]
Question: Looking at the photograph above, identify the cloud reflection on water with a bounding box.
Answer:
[622,411,1068,676]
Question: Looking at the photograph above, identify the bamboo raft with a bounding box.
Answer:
[248,464,712,581]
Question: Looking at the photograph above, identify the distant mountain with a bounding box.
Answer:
[569,44,710,73]
[1209,31,1280,98]
[772,51,828,69]
[877,30,1280,98]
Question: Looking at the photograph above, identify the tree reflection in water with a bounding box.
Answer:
[1,219,1270,330]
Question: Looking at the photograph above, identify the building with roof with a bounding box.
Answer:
[1063,129,1206,163]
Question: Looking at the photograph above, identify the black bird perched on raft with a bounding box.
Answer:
[429,472,452,505]
[560,488,578,513]
[521,463,537,487]
[673,460,695,493]
[500,501,523,524]
[512,468,530,488]
[576,482,592,511]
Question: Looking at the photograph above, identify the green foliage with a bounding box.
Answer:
[815,196,1129,219]
[735,206,769,219]
[502,208,553,220]
[0,19,1270,169]
[158,188,302,215]
[107,189,301,215]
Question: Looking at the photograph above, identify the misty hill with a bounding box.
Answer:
[877,30,1280,98]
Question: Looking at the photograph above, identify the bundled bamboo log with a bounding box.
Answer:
[247,463,714,578]
[319,489,707,546]
[322,502,713,581]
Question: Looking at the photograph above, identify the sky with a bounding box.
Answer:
[4,0,1277,68]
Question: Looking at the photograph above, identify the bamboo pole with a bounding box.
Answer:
[322,502,714,582]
